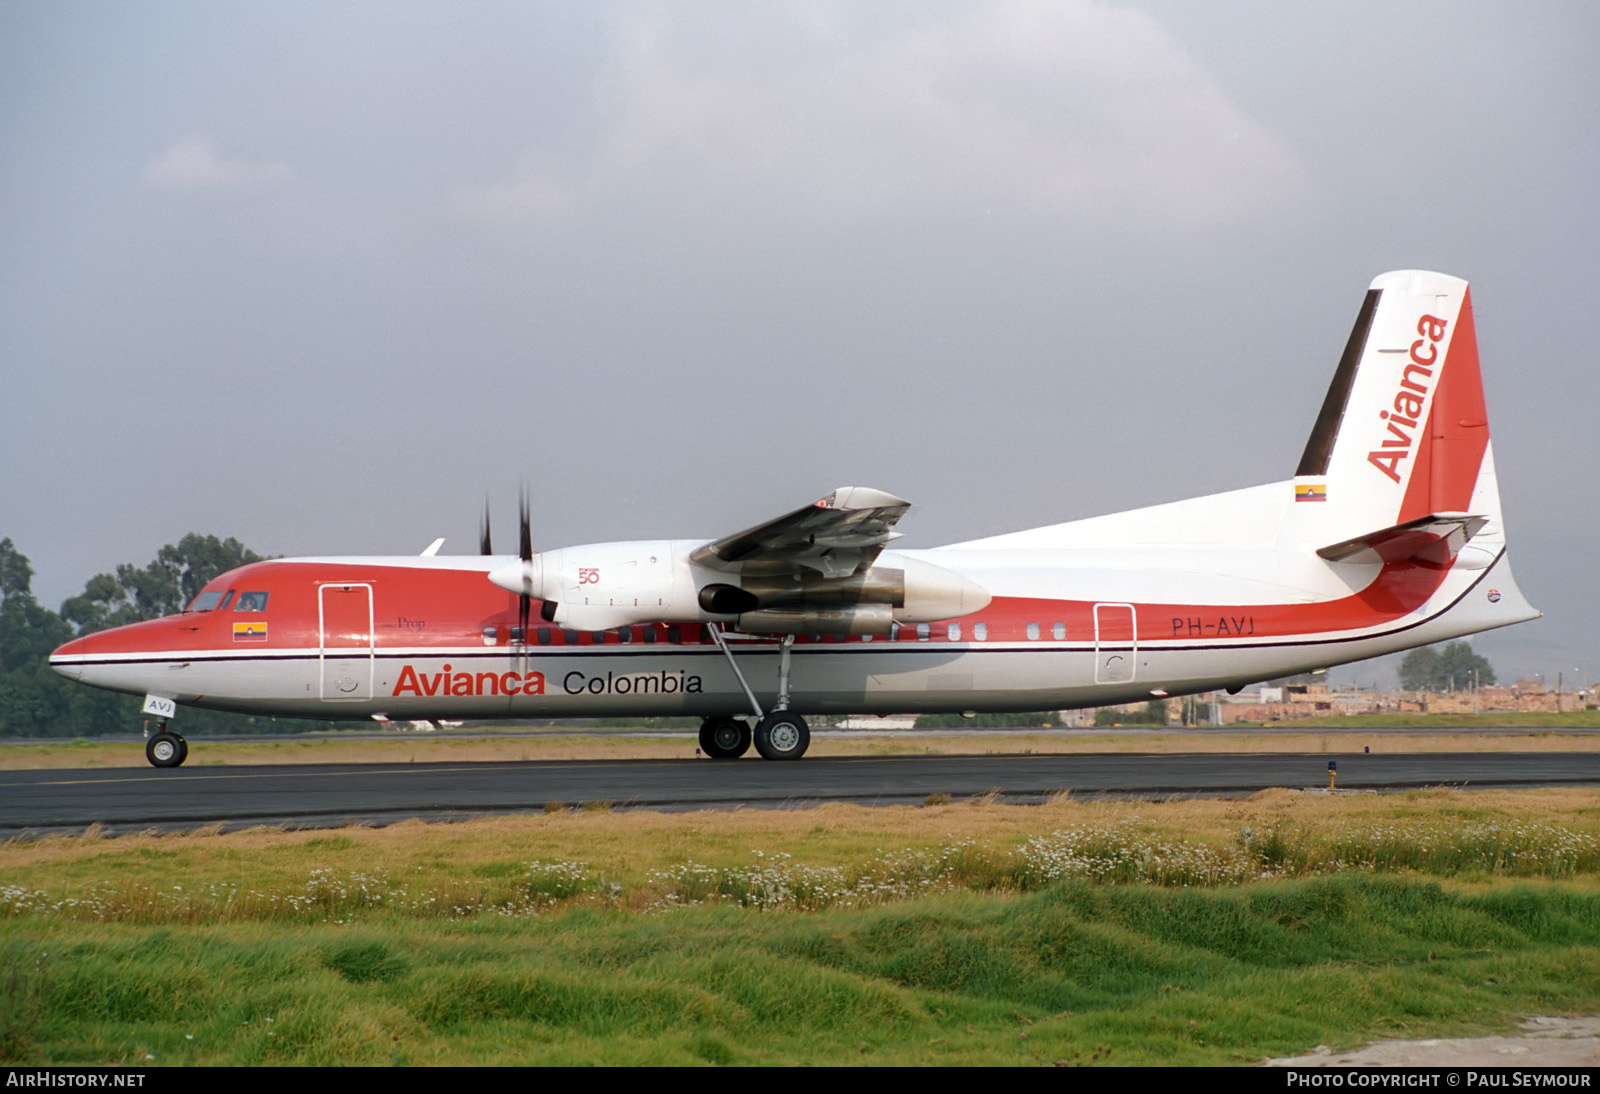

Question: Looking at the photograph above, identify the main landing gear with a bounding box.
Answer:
[700,627,812,761]
[697,712,812,761]
[144,720,189,768]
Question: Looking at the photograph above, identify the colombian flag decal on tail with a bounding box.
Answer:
[233,622,268,642]
[1295,483,1327,503]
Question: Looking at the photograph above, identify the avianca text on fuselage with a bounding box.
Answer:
[1368,313,1448,484]
[389,664,707,699]
[393,664,546,698]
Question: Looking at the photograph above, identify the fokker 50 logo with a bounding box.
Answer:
[578,567,599,585]
[1368,313,1448,484]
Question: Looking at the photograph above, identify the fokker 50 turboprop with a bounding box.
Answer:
[52,271,1539,766]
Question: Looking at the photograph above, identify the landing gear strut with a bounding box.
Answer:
[705,626,811,761]
[144,720,188,768]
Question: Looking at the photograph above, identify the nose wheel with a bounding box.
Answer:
[145,723,188,768]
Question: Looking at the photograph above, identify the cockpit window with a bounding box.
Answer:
[187,591,224,612]
[235,591,269,612]
[218,590,235,611]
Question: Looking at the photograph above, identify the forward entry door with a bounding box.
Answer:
[320,583,374,701]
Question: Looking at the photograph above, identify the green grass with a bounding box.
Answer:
[3,878,1597,1065]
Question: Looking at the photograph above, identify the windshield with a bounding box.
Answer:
[186,590,224,612]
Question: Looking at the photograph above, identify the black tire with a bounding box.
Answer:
[174,733,189,766]
[753,712,809,761]
[146,732,185,768]
[698,717,751,759]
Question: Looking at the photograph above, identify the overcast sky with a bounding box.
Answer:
[2,1,1596,686]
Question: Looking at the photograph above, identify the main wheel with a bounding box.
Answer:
[699,717,751,759]
[754,712,810,761]
[173,733,189,766]
[146,731,186,768]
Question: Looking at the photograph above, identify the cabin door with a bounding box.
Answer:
[1093,603,1137,684]
[320,583,374,701]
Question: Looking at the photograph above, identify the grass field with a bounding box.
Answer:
[3,787,1598,1065]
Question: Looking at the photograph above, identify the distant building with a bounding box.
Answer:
[835,715,918,730]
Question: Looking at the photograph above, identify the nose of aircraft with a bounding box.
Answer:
[48,633,92,681]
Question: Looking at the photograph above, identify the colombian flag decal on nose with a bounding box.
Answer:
[1295,483,1327,503]
[233,621,268,641]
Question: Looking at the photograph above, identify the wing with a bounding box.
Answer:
[690,486,911,579]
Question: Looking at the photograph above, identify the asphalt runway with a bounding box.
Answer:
[3,751,1597,836]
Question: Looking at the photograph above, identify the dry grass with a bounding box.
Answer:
[4,787,1598,915]
[3,725,1597,770]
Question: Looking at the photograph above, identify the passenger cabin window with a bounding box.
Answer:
[482,626,497,645]
[536,627,552,645]
[947,623,961,641]
[618,627,632,644]
[1026,622,1040,640]
[916,623,930,641]
[235,592,269,612]
[1053,622,1066,640]
[667,625,682,644]
[889,623,900,641]
[974,622,987,641]
[563,629,579,645]
[592,632,606,645]
[642,627,657,644]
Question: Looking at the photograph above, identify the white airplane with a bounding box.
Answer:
[51,270,1539,766]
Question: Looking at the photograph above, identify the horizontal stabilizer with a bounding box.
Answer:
[1317,513,1488,566]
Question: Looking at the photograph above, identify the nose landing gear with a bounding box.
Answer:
[144,720,188,768]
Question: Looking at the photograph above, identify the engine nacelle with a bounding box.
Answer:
[893,555,991,622]
[726,556,989,624]
[488,540,703,631]
[738,605,896,635]
[488,544,989,634]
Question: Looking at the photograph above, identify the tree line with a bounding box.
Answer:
[1397,641,1496,692]
[0,535,315,737]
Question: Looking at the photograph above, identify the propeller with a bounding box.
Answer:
[486,487,553,639]
[521,488,561,624]
[480,499,493,556]
[518,489,533,640]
